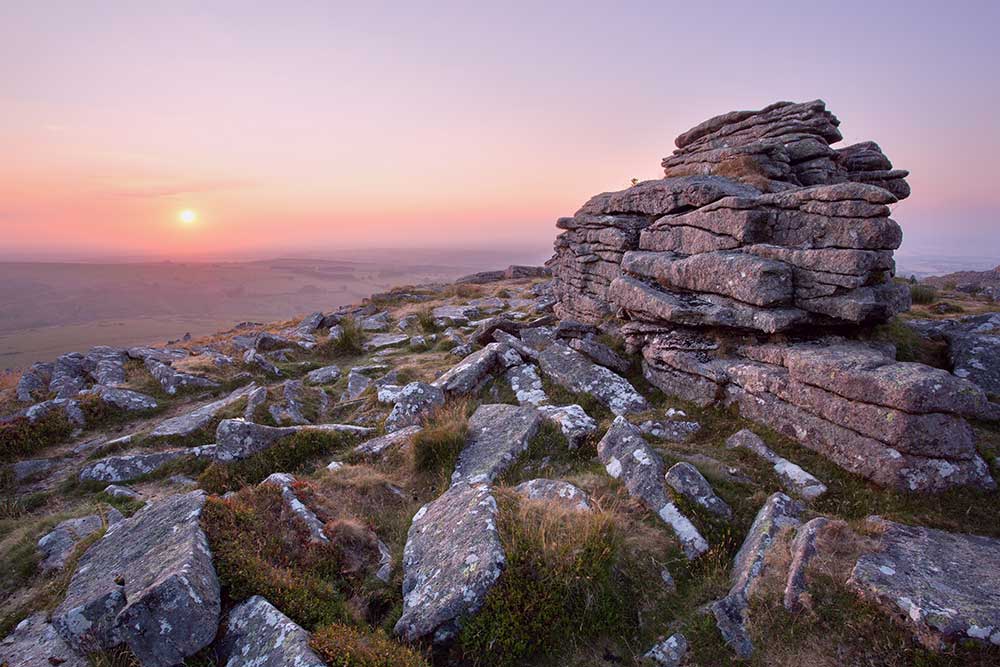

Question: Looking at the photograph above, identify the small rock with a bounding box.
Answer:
[104,484,141,500]
[37,510,123,572]
[537,404,598,448]
[355,425,422,458]
[0,613,86,667]
[513,478,592,511]
[665,462,732,520]
[643,632,688,667]
[305,364,341,385]
[219,596,326,667]
[725,429,827,500]
[384,382,445,432]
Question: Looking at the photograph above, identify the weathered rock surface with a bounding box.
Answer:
[149,384,257,438]
[643,632,688,667]
[1,613,87,667]
[536,403,598,448]
[711,492,802,658]
[432,343,509,397]
[214,418,371,461]
[219,595,326,667]
[395,483,505,643]
[725,429,827,500]
[16,361,53,402]
[909,313,1000,398]
[88,385,158,412]
[848,517,1000,649]
[505,362,549,406]
[384,381,445,432]
[538,342,649,415]
[305,363,341,385]
[261,473,328,544]
[79,448,193,483]
[52,492,220,666]
[783,516,830,612]
[364,332,410,351]
[639,417,701,443]
[665,462,732,519]
[513,478,592,511]
[355,424,422,458]
[37,509,123,571]
[452,403,542,485]
[144,357,218,395]
[598,417,708,558]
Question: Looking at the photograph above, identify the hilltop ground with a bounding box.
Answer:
[1,270,999,667]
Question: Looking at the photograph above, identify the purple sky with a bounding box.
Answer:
[1,1,997,261]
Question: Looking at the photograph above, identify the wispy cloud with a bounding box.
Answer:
[101,179,251,200]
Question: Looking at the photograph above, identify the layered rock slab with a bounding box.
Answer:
[52,491,220,667]
[538,342,649,415]
[452,403,542,486]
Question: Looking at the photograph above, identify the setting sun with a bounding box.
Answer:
[178,209,198,225]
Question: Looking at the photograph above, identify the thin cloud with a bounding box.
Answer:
[102,179,252,199]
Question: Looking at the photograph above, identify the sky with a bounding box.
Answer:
[1,0,998,263]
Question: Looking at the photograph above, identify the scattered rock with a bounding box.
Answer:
[505,362,549,406]
[598,417,708,558]
[144,357,218,395]
[536,403,598,448]
[639,418,701,443]
[243,349,282,376]
[395,483,505,643]
[725,429,827,500]
[87,385,158,412]
[643,632,688,667]
[219,595,326,667]
[355,425,422,458]
[15,361,53,402]
[848,517,1000,649]
[711,492,802,658]
[0,613,87,667]
[432,343,508,397]
[341,369,373,400]
[364,332,410,351]
[538,343,649,415]
[384,382,445,432]
[79,449,194,483]
[783,517,830,612]
[305,364,341,385]
[513,478,592,511]
[452,403,542,485]
[52,492,220,666]
[148,384,257,438]
[37,509,123,572]
[567,336,631,374]
[665,462,732,519]
[104,484,142,500]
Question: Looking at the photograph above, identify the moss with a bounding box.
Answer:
[201,486,352,630]
[311,623,430,667]
[458,492,632,667]
[199,429,353,494]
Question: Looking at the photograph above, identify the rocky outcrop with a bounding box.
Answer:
[908,313,1000,398]
[214,418,372,461]
[547,101,990,492]
[848,517,1000,650]
[52,491,220,667]
[598,417,708,558]
[394,483,506,643]
[78,448,201,483]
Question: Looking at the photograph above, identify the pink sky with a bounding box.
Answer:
[2,1,998,261]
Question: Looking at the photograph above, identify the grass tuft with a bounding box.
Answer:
[311,623,430,667]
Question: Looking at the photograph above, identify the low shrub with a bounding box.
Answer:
[458,493,630,667]
[415,308,439,334]
[311,622,430,667]
[324,317,366,357]
[199,429,351,494]
[201,485,351,630]
[910,283,938,304]
[0,411,74,462]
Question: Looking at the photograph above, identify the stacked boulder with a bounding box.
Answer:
[549,100,996,493]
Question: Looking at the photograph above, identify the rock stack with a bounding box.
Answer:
[549,100,996,492]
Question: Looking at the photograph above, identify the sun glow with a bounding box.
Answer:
[178,209,198,225]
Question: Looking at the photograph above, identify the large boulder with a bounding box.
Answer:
[52,491,220,667]
[219,596,326,667]
[452,404,543,485]
[598,417,708,558]
[394,483,506,643]
[848,517,1000,649]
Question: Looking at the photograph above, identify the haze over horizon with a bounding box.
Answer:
[2,1,998,261]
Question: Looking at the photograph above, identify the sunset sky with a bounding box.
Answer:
[2,1,998,262]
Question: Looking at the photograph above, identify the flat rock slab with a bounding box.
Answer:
[220,595,325,667]
[1,613,87,667]
[305,364,341,385]
[505,363,549,406]
[712,492,802,658]
[52,491,220,667]
[215,418,372,461]
[432,343,513,397]
[38,509,123,572]
[665,462,732,519]
[452,404,542,485]
[79,449,193,483]
[639,418,702,443]
[725,429,827,500]
[848,517,1000,649]
[385,381,445,432]
[364,332,410,352]
[149,383,257,438]
[395,483,506,643]
[513,478,592,511]
[598,417,708,558]
[355,425,422,458]
[89,386,158,412]
[538,343,649,415]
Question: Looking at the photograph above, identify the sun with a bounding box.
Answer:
[178,209,198,225]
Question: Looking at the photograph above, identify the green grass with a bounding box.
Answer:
[498,420,596,486]
[910,284,938,304]
[458,491,632,667]
[411,401,470,491]
[323,317,366,357]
